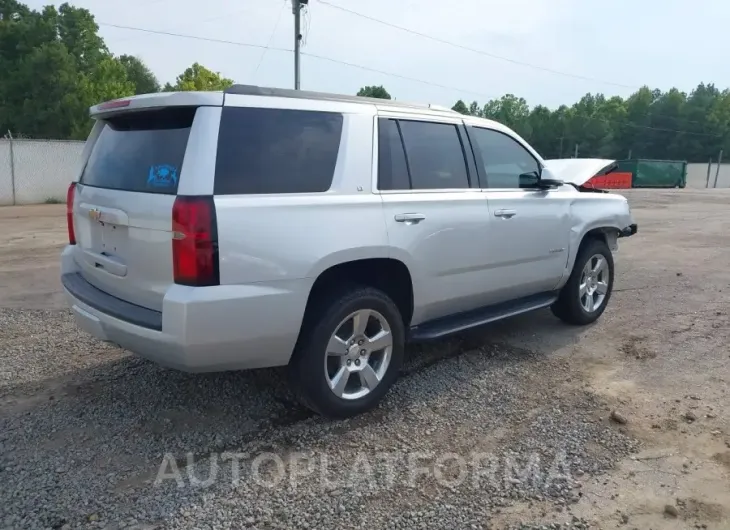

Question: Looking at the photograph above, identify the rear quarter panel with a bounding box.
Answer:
[215,193,390,284]
[214,111,390,285]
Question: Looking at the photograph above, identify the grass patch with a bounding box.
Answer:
[44,197,63,204]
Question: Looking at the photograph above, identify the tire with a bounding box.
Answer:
[551,238,614,326]
[289,286,405,418]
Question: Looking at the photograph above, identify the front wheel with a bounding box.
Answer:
[551,238,614,325]
[289,287,405,418]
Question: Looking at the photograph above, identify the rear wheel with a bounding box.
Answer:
[289,286,405,418]
[551,238,614,325]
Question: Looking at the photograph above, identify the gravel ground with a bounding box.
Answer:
[1,190,729,530]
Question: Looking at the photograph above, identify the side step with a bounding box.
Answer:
[409,292,558,342]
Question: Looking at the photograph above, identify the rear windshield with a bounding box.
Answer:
[214,107,343,195]
[80,107,196,194]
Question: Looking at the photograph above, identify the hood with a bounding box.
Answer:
[543,159,617,186]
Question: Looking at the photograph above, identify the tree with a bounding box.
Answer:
[357,85,391,99]
[482,94,532,139]
[0,1,136,138]
[56,2,107,73]
[5,41,88,139]
[166,62,234,92]
[119,54,160,94]
[468,101,483,117]
[526,105,559,157]
[449,82,730,161]
[452,100,469,114]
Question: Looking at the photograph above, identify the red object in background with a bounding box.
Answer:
[583,172,633,189]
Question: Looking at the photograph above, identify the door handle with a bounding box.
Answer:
[394,213,425,224]
[494,209,517,219]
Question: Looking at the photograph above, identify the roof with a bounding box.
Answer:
[224,84,459,115]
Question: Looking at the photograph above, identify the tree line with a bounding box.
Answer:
[0,1,233,140]
[2,1,728,162]
[357,84,730,162]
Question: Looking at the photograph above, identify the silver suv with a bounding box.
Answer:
[61,85,637,417]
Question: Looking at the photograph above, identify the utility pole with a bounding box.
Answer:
[292,0,307,90]
[574,143,579,158]
[558,136,564,158]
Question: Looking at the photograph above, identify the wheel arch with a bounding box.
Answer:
[562,223,621,288]
[302,256,416,332]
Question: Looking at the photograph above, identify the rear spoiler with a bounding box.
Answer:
[90,91,224,119]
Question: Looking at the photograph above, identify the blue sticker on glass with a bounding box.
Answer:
[147,164,178,188]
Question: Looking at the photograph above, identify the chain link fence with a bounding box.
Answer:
[0,138,85,205]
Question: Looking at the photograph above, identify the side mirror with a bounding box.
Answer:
[538,167,564,188]
[518,171,540,188]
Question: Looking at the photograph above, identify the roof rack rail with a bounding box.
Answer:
[224,84,458,114]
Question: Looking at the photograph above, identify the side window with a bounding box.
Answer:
[214,107,343,195]
[471,128,540,189]
[398,120,469,190]
[377,119,411,190]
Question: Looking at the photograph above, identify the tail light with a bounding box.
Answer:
[66,182,77,245]
[172,196,219,287]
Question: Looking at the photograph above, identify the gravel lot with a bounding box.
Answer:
[1,189,729,530]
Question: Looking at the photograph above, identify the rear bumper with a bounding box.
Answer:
[60,246,311,372]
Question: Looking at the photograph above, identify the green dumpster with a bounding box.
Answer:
[617,159,687,188]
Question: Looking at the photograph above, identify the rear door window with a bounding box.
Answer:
[377,118,411,190]
[214,107,343,195]
[397,120,470,189]
[80,107,195,194]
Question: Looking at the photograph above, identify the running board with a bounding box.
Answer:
[409,292,558,342]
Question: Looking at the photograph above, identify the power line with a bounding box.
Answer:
[99,22,271,50]
[315,0,637,90]
[570,114,720,137]
[252,2,288,80]
[314,0,709,129]
[96,22,719,137]
[97,22,501,99]
[299,51,502,100]
[109,6,258,46]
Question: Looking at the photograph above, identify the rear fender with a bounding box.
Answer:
[306,246,393,279]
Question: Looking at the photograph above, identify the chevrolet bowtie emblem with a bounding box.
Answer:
[88,208,102,222]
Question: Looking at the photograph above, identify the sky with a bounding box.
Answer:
[25,0,730,109]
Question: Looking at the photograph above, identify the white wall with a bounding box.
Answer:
[0,139,85,205]
[0,141,13,205]
[687,162,730,189]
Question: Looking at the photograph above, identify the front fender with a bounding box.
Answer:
[560,194,634,285]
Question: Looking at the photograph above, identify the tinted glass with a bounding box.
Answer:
[81,107,195,194]
[398,121,469,189]
[214,107,343,195]
[377,119,410,190]
[471,128,540,188]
